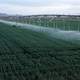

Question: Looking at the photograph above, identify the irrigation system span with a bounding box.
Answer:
[0,20,80,44]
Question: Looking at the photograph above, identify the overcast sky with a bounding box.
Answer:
[0,0,80,15]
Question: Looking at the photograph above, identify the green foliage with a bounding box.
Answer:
[12,25,15,27]
[0,22,80,80]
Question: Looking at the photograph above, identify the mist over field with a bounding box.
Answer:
[1,20,80,44]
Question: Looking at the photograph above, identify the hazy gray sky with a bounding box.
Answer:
[0,0,80,15]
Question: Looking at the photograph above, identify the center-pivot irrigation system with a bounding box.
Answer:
[10,16,80,32]
[1,15,80,31]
